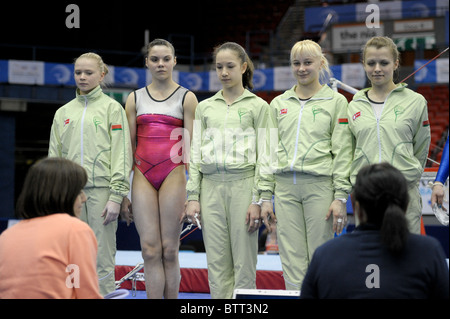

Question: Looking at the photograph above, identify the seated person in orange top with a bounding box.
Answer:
[0,157,102,299]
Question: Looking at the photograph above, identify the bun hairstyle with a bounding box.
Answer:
[145,38,176,58]
[213,42,255,90]
[354,163,409,254]
[75,52,109,86]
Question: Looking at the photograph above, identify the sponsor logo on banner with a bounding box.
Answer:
[8,60,45,85]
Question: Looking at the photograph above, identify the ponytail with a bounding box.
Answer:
[381,203,409,253]
[213,42,254,90]
[354,163,410,254]
[242,55,254,90]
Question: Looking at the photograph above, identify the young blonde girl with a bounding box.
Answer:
[49,52,133,295]
[260,40,353,290]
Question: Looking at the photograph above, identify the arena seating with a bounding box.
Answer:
[417,85,449,167]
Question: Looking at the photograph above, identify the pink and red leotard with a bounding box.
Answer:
[134,86,188,190]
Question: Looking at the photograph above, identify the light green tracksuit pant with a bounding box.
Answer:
[200,175,258,299]
[274,172,334,290]
[80,187,117,296]
[353,185,422,234]
[405,185,423,234]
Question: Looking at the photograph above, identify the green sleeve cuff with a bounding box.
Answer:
[260,191,273,200]
[334,191,348,201]
[109,193,124,204]
[187,194,199,201]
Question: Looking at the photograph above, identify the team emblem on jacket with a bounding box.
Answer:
[64,118,70,126]
[352,111,361,121]
[280,108,288,115]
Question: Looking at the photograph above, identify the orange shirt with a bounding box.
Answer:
[0,214,102,299]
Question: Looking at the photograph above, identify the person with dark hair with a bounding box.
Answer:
[125,39,198,299]
[0,157,102,299]
[184,42,270,298]
[300,163,449,299]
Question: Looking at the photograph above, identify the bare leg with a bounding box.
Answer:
[132,169,165,299]
[158,165,186,299]
[132,167,186,298]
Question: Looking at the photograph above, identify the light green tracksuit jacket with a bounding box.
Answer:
[48,85,132,295]
[186,89,270,298]
[186,89,270,201]
[258,84,353,200]
[348,83,430,187]
[48,85,132,203]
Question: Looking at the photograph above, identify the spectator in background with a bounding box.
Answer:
[0,157,102,299]
[301,162,449,299]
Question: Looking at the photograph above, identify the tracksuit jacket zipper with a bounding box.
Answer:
[290,99,306,184]
[358,89,396,164]
[289,96,330,184]
[222,103,231,181]
[80,96,88,166]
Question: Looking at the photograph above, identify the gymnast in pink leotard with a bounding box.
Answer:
[134,85,188,190]
[125,39,198,299]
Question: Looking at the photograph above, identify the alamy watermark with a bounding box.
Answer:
[365,4,380,29]
[166,121,279,174]
[66,264,80,288]
[365,264,380,289]
[65,4,80,29]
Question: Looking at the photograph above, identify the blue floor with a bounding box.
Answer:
[116,251,281,300]
[124,290,211,299]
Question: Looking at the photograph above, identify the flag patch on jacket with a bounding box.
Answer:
[280,108,288,115]
[111,124,122,131]
[422,120,430,127]
[338,118,349,124]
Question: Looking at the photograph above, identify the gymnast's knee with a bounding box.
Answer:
[162,243,178,265]
[141,243,162,263]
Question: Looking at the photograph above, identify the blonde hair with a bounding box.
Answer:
[74,52,109,86]
[213,42,255,90]
[290,40,331,85]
